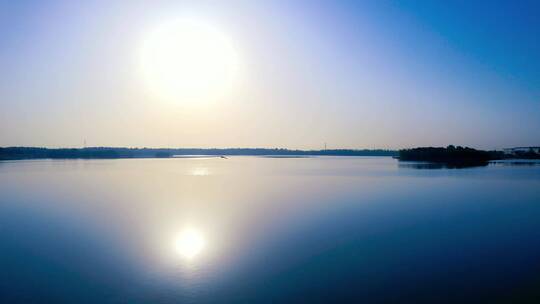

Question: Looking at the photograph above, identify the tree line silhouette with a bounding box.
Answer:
[398,145,507,163]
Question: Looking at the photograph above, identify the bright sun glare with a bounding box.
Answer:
[175,228,206,260]
[140,19,239,103]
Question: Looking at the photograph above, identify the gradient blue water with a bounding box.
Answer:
[1,157,539,303]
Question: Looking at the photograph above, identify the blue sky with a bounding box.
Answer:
[0,0,538,149]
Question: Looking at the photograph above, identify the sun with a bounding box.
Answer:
[140,19,239,103]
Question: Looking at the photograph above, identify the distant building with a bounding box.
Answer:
[503,147,540,155]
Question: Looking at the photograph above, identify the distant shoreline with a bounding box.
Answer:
[0,147,397,160]
[2,146,538,161]
[397,145,540,163]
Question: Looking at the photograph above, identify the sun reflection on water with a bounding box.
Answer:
[174,228,206,260]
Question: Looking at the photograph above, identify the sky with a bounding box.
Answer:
[1,0,539,149]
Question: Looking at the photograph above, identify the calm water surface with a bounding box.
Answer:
[1,157,540,303]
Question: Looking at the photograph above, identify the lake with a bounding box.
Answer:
[1,157,540,303]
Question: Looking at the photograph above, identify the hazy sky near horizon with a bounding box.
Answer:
[1,0,539,149]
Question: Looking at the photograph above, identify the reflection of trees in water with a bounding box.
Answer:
[399,161,489,169]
